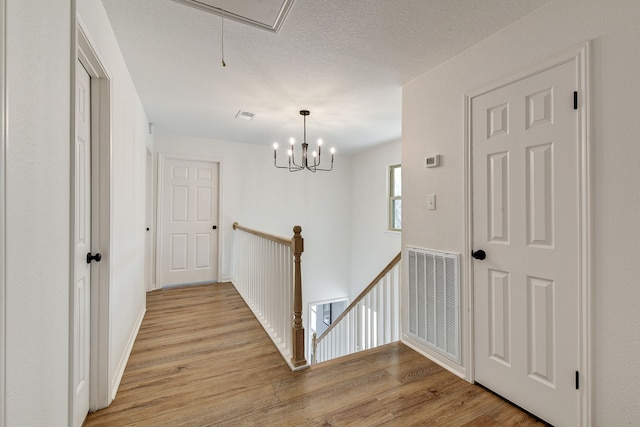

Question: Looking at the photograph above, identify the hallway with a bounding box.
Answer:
[84,283,545,426]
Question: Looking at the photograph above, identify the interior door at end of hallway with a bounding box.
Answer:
[160,158,219,287]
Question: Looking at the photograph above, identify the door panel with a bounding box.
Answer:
[195,233,211,269]
[196,186,211,221]
[73,60,91,427]
[472,59,580,426]
[527,275,555,386]
[487,151,509,243]
[488,269,510,366]
[160,158,219,287]
[526,143,553,247]
[171,185,188,222]
[170,234,188,271]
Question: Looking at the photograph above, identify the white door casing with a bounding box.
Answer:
[0,0,6,423]
[73,60,91,427]
[145,149,155,291]
[76,22,113,412]
[470,48,589,427]
[158,157,219,287]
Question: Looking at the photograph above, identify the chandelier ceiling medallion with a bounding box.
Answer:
[273,110,335,172]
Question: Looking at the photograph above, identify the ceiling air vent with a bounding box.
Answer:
[235,110,255,121]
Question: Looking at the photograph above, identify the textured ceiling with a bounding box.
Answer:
[101,0,548,154]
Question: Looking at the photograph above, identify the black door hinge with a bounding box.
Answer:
[573,91,578,110]
[575,371,580,390]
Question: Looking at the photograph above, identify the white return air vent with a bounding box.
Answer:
[406,246,460,364]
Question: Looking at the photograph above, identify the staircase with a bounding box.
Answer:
[231,222,402,368]
[313,252,401,364]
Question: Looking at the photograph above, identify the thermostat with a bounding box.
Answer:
[425,155,440,168]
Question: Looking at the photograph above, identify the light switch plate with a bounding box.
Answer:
[427,194,436,210]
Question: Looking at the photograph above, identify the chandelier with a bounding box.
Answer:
[273,110,335,172]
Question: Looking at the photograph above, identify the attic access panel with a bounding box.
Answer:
[171,0,295,33]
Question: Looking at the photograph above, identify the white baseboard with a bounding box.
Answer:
[402,334,467,380]
[110,305,146,400]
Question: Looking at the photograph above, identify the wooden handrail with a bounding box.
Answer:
[232,222,291,246]
[316,252,401,343]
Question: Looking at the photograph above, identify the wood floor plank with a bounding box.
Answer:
[273,344,420,403]
[83,282,547,427]
[217,371,401,426]
[298,397,395,427]
[376,369,465,418]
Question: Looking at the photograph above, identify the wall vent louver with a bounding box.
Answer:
[407,246,461,364]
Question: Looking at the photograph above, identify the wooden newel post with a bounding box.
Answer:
[291,225,307,367]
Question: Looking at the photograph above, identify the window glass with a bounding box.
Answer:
[389,164,401,231]
[392,166,401,197]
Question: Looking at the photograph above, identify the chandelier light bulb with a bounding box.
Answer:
[289,137,295,145]
[330,147,336,154]
[317,138,323,146]
[312,151,317,158]
[273,142,279,150]
[287,149,293,156]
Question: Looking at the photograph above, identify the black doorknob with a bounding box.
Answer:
[86,252,102,264]
[212,225,217,230]
[471,250,486,260]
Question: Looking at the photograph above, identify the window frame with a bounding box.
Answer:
[388,163,401,232]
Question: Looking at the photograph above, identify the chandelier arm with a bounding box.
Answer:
[311,157,334,171]
[274,150,300,169]
[290,155,302,168]
[288,151,303,171]
[309,152,319,168]
[291,143,306,168]
[274,156,291,169]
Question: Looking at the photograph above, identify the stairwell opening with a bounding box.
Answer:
[307,298,348,362]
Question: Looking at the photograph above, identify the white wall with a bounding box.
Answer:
[349,139,401,297]
[154,131,353,308]
[0,0,5,421]
[77,0,149,399]
[402,0,640,424]
[4,0,149,423]
[5,1,71,424]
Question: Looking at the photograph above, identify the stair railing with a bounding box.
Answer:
[232,222,307,370]
[312,252,401,364]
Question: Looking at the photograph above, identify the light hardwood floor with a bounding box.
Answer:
[84,283,546,427]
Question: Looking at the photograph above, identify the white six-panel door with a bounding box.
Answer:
[159,158,219,287]
[472,58,580,426]
[73,60,91,427]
